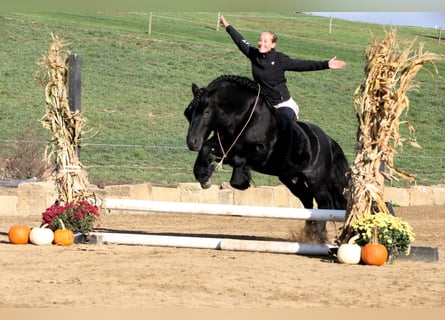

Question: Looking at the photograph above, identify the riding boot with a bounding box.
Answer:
[282,130,295,173]
[277,107,296,173]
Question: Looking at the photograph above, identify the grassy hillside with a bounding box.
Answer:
[0,12,443,187]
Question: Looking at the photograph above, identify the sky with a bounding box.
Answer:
[310,12,445,29]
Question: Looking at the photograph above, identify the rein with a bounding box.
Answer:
[215,83,261,171]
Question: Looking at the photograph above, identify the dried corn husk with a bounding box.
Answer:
[337,28,443,243]
[37,33,95,203]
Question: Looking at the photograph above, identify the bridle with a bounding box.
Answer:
[215,83,261,171]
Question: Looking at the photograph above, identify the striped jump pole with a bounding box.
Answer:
[87,232,336,256]
[101,198,346,222]
[88,198,346,256]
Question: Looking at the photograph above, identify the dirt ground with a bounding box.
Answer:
[0,205,444,308]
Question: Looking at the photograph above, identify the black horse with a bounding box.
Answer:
[184,75,349,240]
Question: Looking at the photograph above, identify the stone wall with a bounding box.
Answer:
[0,181,444,216]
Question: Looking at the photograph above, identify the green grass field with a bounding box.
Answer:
[0,12,444,187]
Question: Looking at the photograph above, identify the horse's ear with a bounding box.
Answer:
[192,83,200,96]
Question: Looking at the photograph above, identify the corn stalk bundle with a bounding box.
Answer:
[337,28,443,243]
[37,33,95,203]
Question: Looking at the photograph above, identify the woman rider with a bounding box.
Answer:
[219,15,346,172]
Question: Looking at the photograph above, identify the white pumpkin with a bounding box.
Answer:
[337,234,362,264]
[29,224,54,245]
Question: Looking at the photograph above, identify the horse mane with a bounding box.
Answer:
[186,75,275,121]
[207,75,274,107]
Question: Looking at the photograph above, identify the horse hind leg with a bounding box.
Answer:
[306,185,344,243]
[303,220,328,243]
[279,174,314,208]
[303,186,328,244]
[280,176,327,243]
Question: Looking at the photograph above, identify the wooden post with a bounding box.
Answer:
[68,54,82,160]
[148,12,152,35]
[216,12,221,31]
[329,16,332,35]
[439,27,442,44]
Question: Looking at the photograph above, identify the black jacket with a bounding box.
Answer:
[226,25,329,105]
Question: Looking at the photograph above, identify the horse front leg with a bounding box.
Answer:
[228,155,251,190]
[193,139,218,189]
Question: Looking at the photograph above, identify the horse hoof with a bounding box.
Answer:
[200,179,212,189]
[230,181,249,190]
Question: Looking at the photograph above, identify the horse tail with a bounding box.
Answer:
[329,138,350,209]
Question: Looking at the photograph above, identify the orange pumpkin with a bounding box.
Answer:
[361,226,388,266]
[53,219,74,246]
[8,224,31,244]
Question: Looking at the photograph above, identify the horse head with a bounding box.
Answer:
[184,83,219,151]
[185,75,274,154]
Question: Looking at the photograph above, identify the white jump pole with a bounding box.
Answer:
[89,232,336,255]
[101,198,346,222]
